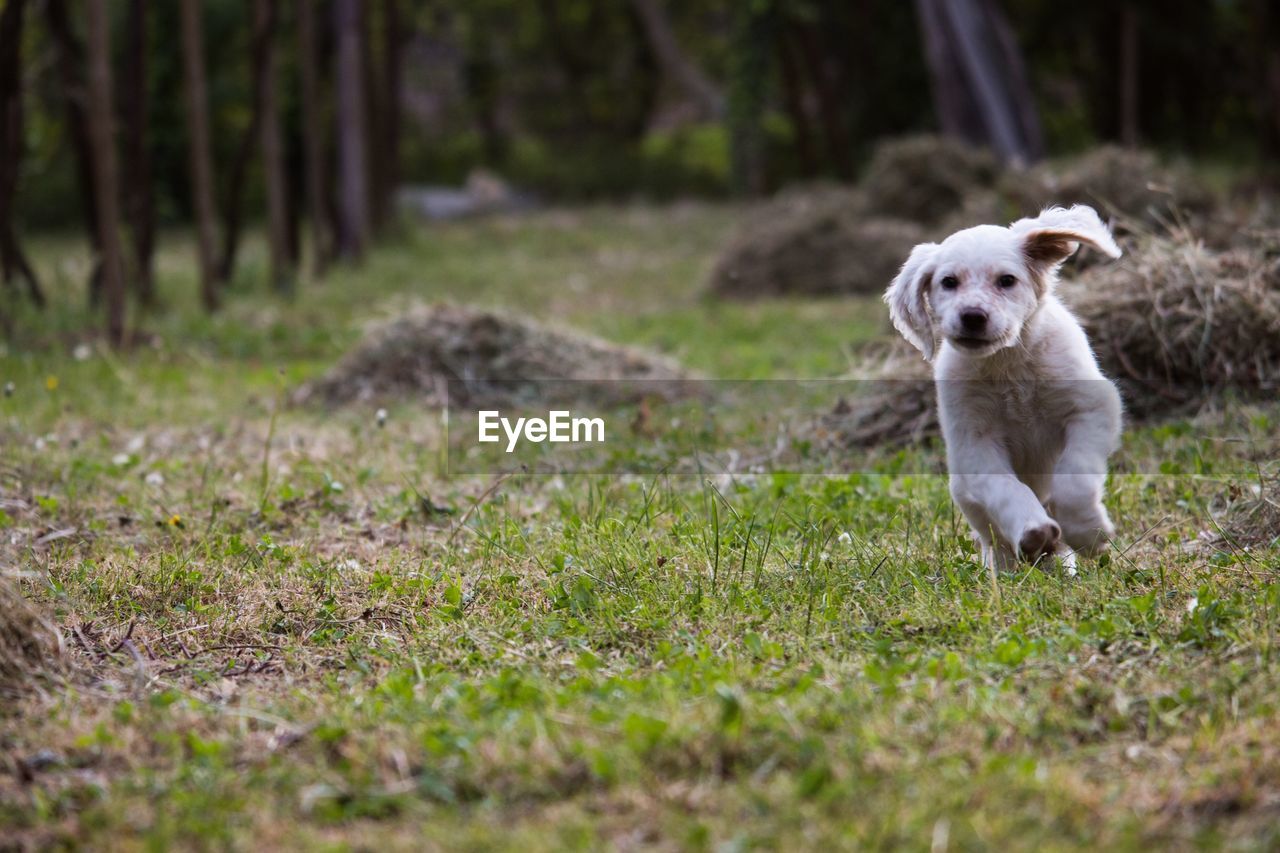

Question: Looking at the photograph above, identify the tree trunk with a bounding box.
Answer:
[216,10,272,284]
[727,2,773,196]
[297,0,332,276]
[0,0,44,308]
[179,0,220,311]
[334,0,370,260]
[536,0,594,127]
[984,0,1044,160]
[1119,3,1140,147]
[1268,12,1280,158]
[461,28,506,166]
[381,0,404,217]
[254,0,293,295]
[83,0,127,346]
[913,0,1043,165]
[794,20,852,178]
[122,0,155,306]
[43,0,102,302]
[776,25,818,177]
[360,1,386,232]
[915,0,984,145]
[628,0,725,120]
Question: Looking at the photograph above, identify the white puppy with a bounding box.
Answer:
[884,205,1123,572]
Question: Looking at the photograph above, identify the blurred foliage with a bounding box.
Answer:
[9,0,1280,228]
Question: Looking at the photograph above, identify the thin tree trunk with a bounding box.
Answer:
[84,0,127,346]
[1258,0,1280,158]
[381,0,404,215]
[179,0,220,311]
[794,20,852,178]
[360,1,386,232]
[1119,3,1140,147]
[297,0,332,276]
[776,25,817,177]
[335,0,370,260]
[461,28,506,166]
[254,0,292,295]
[628,0,725,120]
[43,0,102,301]
[0,0,44,308]
[536,0,595,135]
[727,2,773,196]
[122,0,155,305]
[216,11,272,284]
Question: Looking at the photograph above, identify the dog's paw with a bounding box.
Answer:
[1018,520,1061,563]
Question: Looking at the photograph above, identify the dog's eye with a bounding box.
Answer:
[997,274,1017,289]
[940,275,959,290]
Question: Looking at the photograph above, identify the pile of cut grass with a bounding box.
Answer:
[707,202,925,299]
[295,302,695,408]
[858,135,1002,225]
[708,137,996,300]
[1069,235,1280,417]
[1215,478,1280,549]
[1016,146,1213,231]
[708,139,1224,300]
[0,575,63,696]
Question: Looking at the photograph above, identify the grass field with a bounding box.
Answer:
[2,205,1279,850]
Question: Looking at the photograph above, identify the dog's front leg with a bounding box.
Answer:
[948,438,1061,564]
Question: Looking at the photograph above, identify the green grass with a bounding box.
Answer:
[2,205,1278,850]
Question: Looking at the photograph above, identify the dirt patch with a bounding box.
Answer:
[0,576,64,697]
[295,303,695,408]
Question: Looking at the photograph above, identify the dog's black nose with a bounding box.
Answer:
[960,309,988,332]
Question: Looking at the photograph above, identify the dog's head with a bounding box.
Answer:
[884,205,1121,361]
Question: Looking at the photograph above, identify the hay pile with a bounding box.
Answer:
[820,235,1280,448]
[708,138,1226,301]
[297,303,695,408]
[808,345,937,449]
[1069,237,1280,417]
[708,197,925,298]
[1015,146,1213,229]
[0,576,64,696]
[858,135,1001,225]
[1213,479,1280,549]
[709,136,1001,300]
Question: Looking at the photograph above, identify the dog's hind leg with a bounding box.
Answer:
[1051,392,1121,557]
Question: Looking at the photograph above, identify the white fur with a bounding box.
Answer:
[884,205,1123,572]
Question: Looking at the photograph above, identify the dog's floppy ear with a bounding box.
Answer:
[884,242,940,361]
[1011,205,1122,270]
